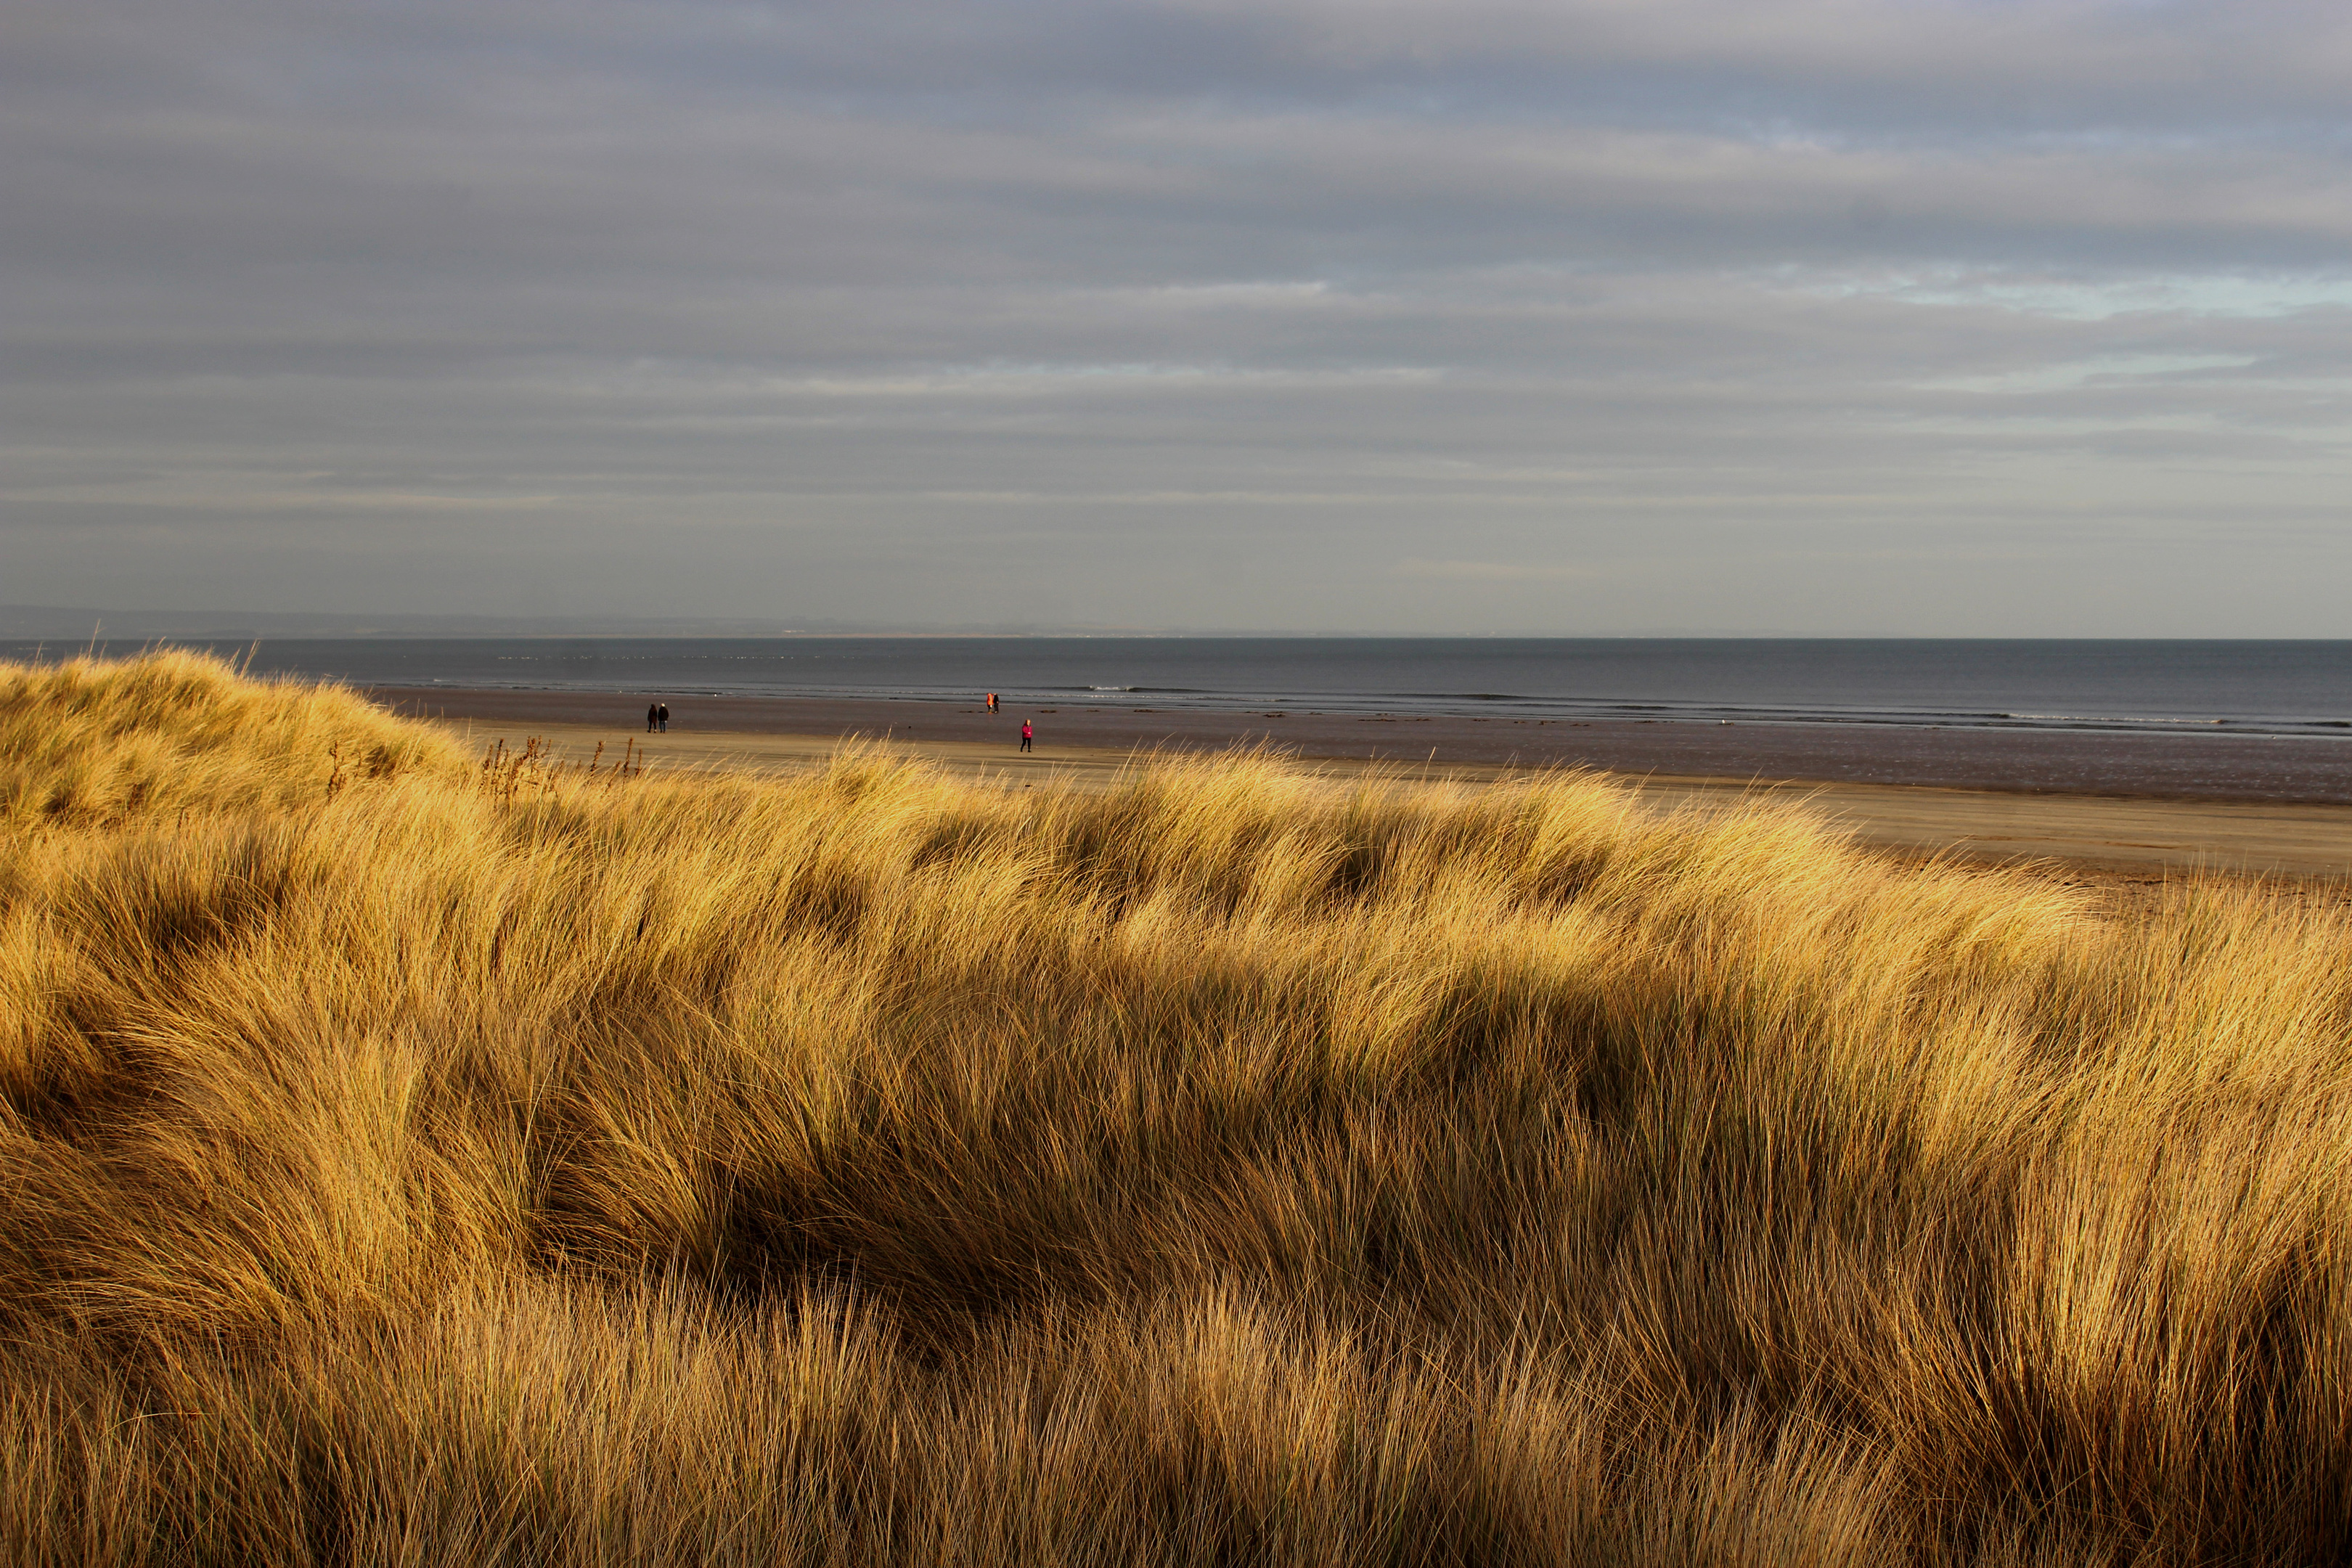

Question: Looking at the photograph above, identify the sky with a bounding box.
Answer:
[7,0,2351,635]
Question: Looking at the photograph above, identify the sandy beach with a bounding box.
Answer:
[374,685,2352,882]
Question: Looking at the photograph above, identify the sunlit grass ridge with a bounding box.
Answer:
[4,649,2349,1562]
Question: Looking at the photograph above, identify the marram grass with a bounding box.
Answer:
[3,649,2350,1564]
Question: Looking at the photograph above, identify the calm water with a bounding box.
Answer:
[12,638,2352,739]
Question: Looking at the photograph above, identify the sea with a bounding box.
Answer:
[9,637,2352,741]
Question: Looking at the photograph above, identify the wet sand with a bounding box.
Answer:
[375,686,2352,881]
[377,685,2352,803]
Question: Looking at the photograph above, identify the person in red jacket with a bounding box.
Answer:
[1019,719,1033,753]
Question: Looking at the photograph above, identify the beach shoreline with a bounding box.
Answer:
[372,685,2352,882]
[370,684,2352,806]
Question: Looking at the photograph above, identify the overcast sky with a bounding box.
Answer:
[7,0,2351,634]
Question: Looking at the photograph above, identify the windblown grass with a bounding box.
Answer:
[4,648,2350,1564]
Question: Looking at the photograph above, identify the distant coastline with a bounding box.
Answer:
[372,684,2352,807]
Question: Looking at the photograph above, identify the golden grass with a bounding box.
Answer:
[4,648,2351,1563]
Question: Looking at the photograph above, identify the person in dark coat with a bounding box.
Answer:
[647,702,659,733]
[657,702,669,733]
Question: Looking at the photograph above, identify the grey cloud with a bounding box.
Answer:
[6,0,2351,633]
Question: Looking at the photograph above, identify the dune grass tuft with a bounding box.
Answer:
[3,649,2350,1563]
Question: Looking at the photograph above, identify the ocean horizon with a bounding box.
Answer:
[11,636,2352,741]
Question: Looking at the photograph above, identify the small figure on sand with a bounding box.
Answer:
[646,702,658,734]
[658,702,669,733]
[987,692,998,713]
[1019,719,1033,753]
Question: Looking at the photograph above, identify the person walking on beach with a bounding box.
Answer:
[647,702,659,734]
[1019,719,1033,753]
[987,692,998,713]
[657,702,669,733]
